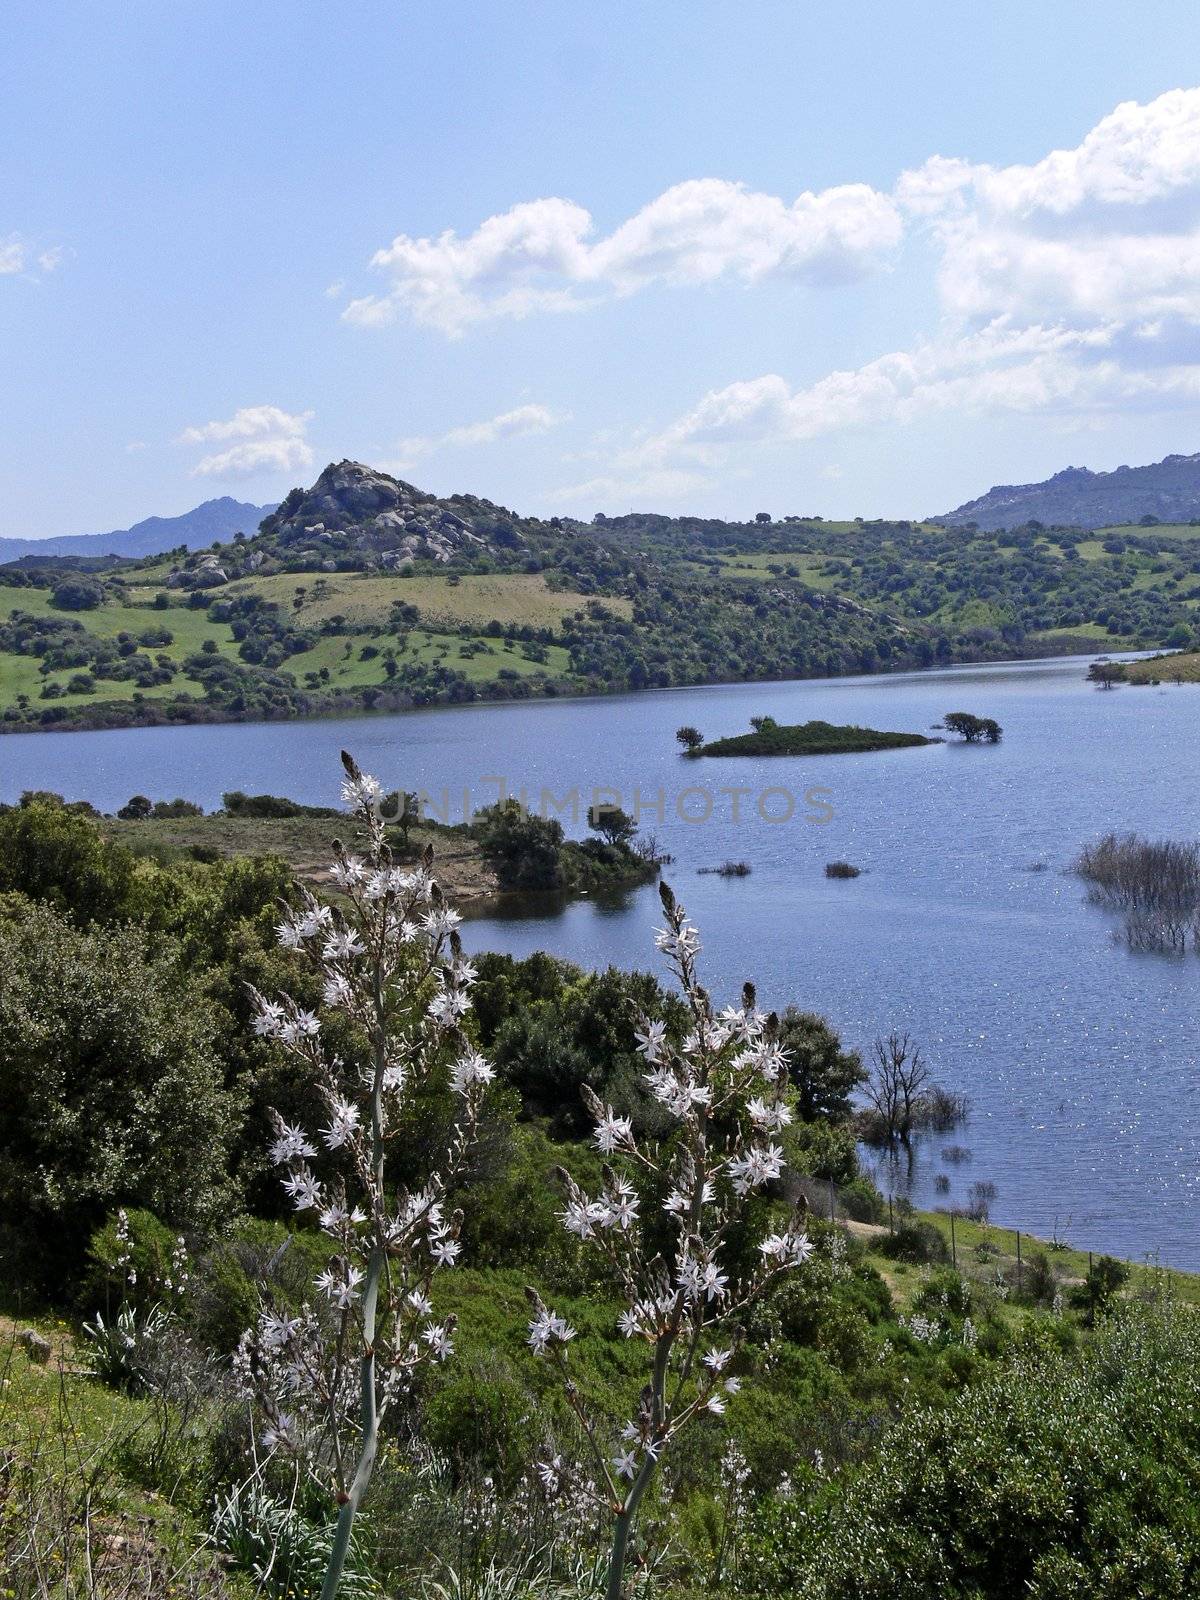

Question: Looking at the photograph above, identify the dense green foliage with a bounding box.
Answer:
[701,719,933,757]
[740,1301,1200,1599]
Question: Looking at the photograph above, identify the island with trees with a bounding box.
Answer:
[693,715,935,757]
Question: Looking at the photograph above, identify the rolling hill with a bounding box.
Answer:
[0,459,1197,734]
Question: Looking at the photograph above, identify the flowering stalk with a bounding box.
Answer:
[528,881,813,1600]
[239,752,492,1600]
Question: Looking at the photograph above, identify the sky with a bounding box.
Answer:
[7,2,1200,538]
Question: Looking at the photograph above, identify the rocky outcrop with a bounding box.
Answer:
[256,460,515,565]
[935,452,1200,531]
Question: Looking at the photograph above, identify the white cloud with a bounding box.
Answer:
[344,179,902,335]
[560,89,1200,504]
[178,404,315,479]
[1,237,64,278]
[388,403,561,472]
[900,89,1200,329]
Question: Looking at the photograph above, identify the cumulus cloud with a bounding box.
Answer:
[0,239,25,274]
[900,88,1200,329]
[558,89,1200,505]
[178,404,314,479]
[388,403,560,471]
[344,178,902,335]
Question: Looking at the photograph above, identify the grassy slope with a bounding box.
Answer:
[1124,649,1200,682]
[0,572,597,714]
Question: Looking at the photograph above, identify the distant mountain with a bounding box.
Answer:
[934,451,1200,531]
[0,496,277,565]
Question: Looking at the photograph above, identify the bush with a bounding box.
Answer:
[51,575,104,611]
[740,1302,1200,1599]
[879,1221,949,1265]
[0,900,237,1283]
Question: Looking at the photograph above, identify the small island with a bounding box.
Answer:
[696,715,934,757]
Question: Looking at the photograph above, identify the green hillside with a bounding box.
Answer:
[3,460,1199,734]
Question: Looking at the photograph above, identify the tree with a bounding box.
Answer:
[1087,661,1125,689]
[384,789,420,848]
[587,802,636,847]
[118,794,154,820]
[0,900,236,1279]
[944,710,1002,743]
[755,511,772,524]
[51,575,104,611]
[749,715,778,733]
[865,1031,929,1142]
[0,799,140,923]
[777,1007,865,1123]
[675,725,704,754]
[473,799,565,890]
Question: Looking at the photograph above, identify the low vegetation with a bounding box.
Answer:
[700,717,932,757]
[1075,831,1200,953]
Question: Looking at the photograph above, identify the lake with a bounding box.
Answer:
[3,655,1199,1266]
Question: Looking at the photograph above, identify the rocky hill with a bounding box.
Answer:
[253,460,524,564]
[934,451,1200,530]
[0,496,275,565]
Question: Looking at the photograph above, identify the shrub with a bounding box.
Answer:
[879,1221,949,1265]
[0,900,237,1283]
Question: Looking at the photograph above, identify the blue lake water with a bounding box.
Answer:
[3,655,1199,1265]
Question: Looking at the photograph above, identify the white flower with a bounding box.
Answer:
[421,907,461,940]
[322,928,365,962]
[316,1264,364,1309]
[706,1394,726,1414]
[279,1009,320,1046]
[724,1376,742,1395]
[330,856,367,887]
[527,1308,577,1355]
[728,1143,785,1196]
[260,1312,301,1350]
[269,1121,315,1166]
[282,1169,321,1210]
[449,1051,495,1094]
[703,1347,732,1372]
[296,906,333,940]
[422,1322,455,1360]
[747,1095,793,1132]
[431,1237,461,1267]
[253,1000,285,1037]
[759,1231,813,1267]
[275,919,303,950]
[613,1449,638,1480]
[407,1289,433,1317]
[341,770,383,810]
[562,1198,606,1239]
[429,989,471,1025]
[321,1097,361,1149]
[261,1413,295,1451]
[634,1019,667,1060]
[701,1263,728,1302]
[319,1201,366,1234]
[592,1106,633,1154]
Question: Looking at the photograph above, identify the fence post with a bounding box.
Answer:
[951,1212,957,1268]
[1016,1230,1022,1293]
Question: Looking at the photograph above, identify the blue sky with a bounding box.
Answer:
[7,1,1200,537]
